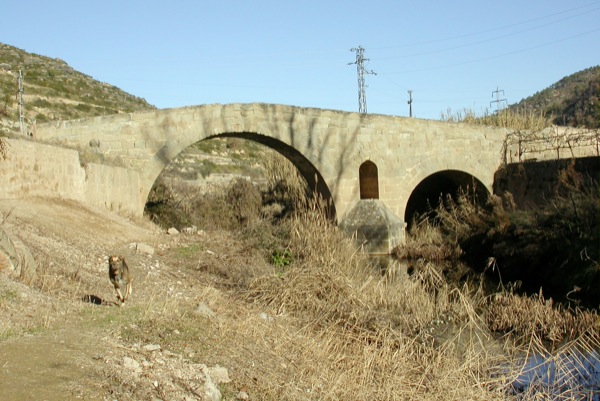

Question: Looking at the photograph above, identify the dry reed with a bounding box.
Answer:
[441,108,550,131]
[243,203,524,400]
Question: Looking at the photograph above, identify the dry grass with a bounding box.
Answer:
[261,151,311,219]
[394,219,463,262]
[3,145,596,399]
[486,291,599,345]
[1,193,598,399]
[441,108,550,131]
[235,203,597,400]
[140,151,600,400]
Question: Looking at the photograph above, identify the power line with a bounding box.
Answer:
[372,2,600,53]
[348,46,376,113]
[374,9,599,62]
[380,26,600,75]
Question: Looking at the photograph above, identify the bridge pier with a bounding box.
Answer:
[339,199,405,256]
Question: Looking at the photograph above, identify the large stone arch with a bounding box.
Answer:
[404,169,490,228]
[141,131,337,220]
[121,104,368,221]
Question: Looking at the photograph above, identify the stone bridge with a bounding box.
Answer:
[3,103,598,253]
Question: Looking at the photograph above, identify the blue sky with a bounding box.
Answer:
[1,1,599,120]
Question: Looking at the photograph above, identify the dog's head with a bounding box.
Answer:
[108,255,122,271]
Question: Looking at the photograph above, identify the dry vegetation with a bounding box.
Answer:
[440,107,551,131]
[136,149,600,400]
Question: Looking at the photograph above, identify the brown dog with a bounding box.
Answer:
[108,255,132,304]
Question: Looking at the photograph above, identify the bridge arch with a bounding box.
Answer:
[143,131,337,220]
[404,169,489,229]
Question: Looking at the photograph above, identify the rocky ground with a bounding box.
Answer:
[0,196,265,401]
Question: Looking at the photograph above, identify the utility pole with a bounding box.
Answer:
[348,46,376,114]
[17,69,25,135]
[407,90,413,117]
[490,87,506,113]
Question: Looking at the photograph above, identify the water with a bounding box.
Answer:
[511,349,600,400]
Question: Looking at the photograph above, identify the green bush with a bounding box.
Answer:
[75,103,91,112]
[31,98,51,108]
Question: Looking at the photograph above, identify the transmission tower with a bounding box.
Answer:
[407,90,413,117]
[490,87,507,113]
[17,69,25,135]
[348,46,376,114]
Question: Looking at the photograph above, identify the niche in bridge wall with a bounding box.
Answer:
[359,160,379,199]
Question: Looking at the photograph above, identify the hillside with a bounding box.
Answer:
[0,43,155,136]
[510,65,600,128]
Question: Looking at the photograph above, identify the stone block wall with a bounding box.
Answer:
[0,138,144,217]
[0,138,86,200]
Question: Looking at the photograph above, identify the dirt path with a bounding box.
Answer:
[0,198,151,399]
[0,329,101,400]
[0,197,239,400]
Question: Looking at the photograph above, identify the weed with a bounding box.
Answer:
[226,178,262,226]
[0,288,17,306]
[270,249,292,270]
[174,243,205,259]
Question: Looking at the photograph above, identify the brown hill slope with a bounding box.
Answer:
[510,65,600,128]
[0,43,156,135]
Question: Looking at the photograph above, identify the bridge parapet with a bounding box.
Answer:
[35,111,169,169]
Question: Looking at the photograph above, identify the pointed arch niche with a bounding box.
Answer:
[359,160,379,199]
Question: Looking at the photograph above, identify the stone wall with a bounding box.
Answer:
[0,138,86,200]
[0,138,143,216]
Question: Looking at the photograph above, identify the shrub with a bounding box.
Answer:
[226,178,262,226]
[486,290,599,345]
[394,161,600,309]
[261,152,310,219]
[31,98,51,108]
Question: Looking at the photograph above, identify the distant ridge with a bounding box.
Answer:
[510,66,600,129]
[0,43,155,135]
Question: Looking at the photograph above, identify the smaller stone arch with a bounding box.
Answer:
[404,170,489,229]
[359,160,379,199]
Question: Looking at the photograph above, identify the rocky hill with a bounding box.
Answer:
[510,65,600,128]
[0,43,155,136]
